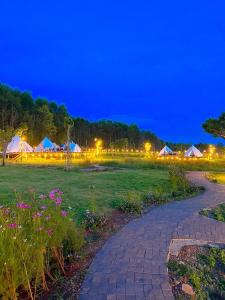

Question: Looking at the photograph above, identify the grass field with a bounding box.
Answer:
[2,155,224,221]
[207,172,225,184]
[7,153,225,172]
[0,165,172,219]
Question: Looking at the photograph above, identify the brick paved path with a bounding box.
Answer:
[79,172,225,300]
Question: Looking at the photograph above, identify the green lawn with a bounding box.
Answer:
[0,165,172,218]
[207,172,225,184]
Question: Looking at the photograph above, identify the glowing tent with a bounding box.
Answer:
[184,145,203,158]
[35,137,58,152]
[6,136,33,153]
[63,141,81,152]
[159,145,173,156]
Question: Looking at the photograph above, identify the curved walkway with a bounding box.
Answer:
[79,172,225,300]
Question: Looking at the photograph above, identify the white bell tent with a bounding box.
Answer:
[63,141,81,152]
[70,142,81,152]
[6,136,33,153]
[35,137,58,152]
[184,145,203,158]
[159,145,173,156]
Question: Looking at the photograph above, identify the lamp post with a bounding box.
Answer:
[95,138,103,156]
[209,144,216,160]
[144,142,152,157]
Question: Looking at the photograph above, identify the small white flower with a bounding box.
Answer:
[12,236,16,240]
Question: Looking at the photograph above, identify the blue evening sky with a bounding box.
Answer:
[0,1,225,144]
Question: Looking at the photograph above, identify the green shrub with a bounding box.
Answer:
[168,165,190,193]
[0,189,84,299]
[143,187,168,205]
[189,272,202,291]
[202,203,225,222]
[112,192,142,214]
[81,209,107,231]
[167,260,189,278]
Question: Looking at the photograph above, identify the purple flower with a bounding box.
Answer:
[46,228,53,236]
[2,208,10,215]
[39,194,46,200]
[55,197,62,206]
[49,192,55,200]
[40,205,47,210]
[61,210,68,217]
[32,212,42,219]
[49,189,63,202]
[17,202,31,209]
[45,215,51,221]
[8,223,17,228]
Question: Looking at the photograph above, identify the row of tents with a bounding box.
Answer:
[6,136,204,158]
[159,145,203,158]
[6,136,81,154]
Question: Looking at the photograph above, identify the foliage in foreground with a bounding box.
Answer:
[168,246,225,299]
[0,189,84,299]
[200,203,225,222]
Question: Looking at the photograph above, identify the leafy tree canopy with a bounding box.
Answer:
[203,112,225,139]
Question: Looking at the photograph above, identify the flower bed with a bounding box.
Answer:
[168,245,225,299]
[0,189,84,299]
[200,203,225,222]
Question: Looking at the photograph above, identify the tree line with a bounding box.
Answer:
[0,84,164,149]
[1,83,224,150]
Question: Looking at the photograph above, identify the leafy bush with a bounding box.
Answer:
[112,192,142,214]
[143,187,168,205]
[201,203,225,222]
[167,260,189,278]
[168,165,190,193]
[0,189,84,299]
[81,209,107,231]
[189,272,202,292]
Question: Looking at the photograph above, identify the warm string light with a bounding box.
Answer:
[7,137,225,164]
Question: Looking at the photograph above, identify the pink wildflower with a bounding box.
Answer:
[40,205,47,210]
[55,197,62,206]
[39,194,46,200]
[32,212,42,219]
[8,223,17,228]
[49,191,55,200]
[46,228,53,236]
[2,208,10,215]
[17,202,31,209]
[49,189,63,202]
[45,215,51,221]
[61,210,68,217]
